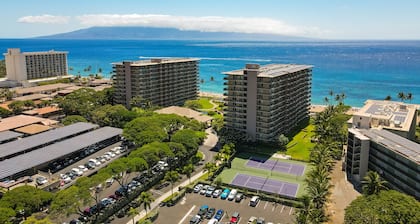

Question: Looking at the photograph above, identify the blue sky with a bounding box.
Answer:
[2,0,420,39]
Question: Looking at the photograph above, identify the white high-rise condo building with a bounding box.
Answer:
[223,63,312,142]
[3,48,68,81]
[113,58,199,107]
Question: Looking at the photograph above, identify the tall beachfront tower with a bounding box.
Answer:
[4,48,68,81]
[223,63,312,142]
[113,58,199,107]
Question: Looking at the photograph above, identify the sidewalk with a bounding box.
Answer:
[128,170,207,224]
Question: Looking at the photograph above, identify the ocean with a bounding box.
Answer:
[1,39,420,107]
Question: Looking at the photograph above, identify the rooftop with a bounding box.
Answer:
[155,106,213,123]
[12,83,73,95]
[0,122,98,160]
[223,64,313,78]
[354,100,417,132]
[13,93,50,101]
[14,124,51,135]
[3,48,67,56]
[358,128,420,164]
[0,131,22,143]
[0,126,122,180]
[0,115,58,132]
[23,106,61,116]
[113,58,199,67]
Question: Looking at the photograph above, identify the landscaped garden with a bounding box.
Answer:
[285,123,315,161]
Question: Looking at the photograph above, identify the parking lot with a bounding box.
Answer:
[155,191,295,224]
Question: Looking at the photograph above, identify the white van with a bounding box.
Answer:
[207,218,219,224]
[227,189,238,201]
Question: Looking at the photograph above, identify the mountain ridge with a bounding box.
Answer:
[35,26,314,41]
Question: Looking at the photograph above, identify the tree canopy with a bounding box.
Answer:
[345,190,420,224]
[0,186,53,217]
[61,115,87,126]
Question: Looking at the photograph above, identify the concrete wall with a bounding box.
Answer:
[123,62,132,108]
[5,48,27,81]
[246,69,258,141]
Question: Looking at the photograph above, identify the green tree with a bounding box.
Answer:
[406,92,413,103]
[164,171,179,196]
[0,107,12,118]
[90,104,134,128]
[214,177,223,188]
[171,129,201,150]
[0,207,15,224]
[384,95,392,100]
[130,95,152,109]
[361,171,387,196]
[397,92,406,102]
[0,88,14,101]
[50,185,91,217]
[345,190,420,224]
[182,163,194,184]
[0,186,53,217]
[277,134,289,150]
[128,207,139,224]
[22,214,54,224]
[138,192,154,216]
[184,99,201,110]
[8,100,26,114]
[61,115,87,126]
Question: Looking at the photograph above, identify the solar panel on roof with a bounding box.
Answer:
[394,115,406,123]
[0,126,122,180]
[0,131,22,143]
[0,122,98,160]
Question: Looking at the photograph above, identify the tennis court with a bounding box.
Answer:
[246,157,306,176]
[231,173,299,198]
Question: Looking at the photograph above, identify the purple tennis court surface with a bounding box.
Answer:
[246,157,306,176]
[231,174,299,198]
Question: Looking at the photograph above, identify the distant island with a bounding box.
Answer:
[35,26,313,41]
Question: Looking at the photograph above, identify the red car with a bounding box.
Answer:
[230,212,240,223]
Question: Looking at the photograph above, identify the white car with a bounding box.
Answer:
[60,174,72,184]
[78,165,88,172]
[111,147,121,155]
[71,168,83,176]
[103,154,111,161]
[227,189,238,201]
[96,156,106,163]
[89,159,101,166]
[105,151,116,158]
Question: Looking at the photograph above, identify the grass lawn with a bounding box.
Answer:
[218,152,311,197]
[285,123,315,161]
[198,97,214,110]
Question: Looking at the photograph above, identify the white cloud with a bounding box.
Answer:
[17,15,70,24]
[76,14,326,37]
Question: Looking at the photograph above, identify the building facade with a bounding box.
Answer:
[113,58,199,107]
[346,100,420,199]
[223,64,312,142]
[4,48,68,81]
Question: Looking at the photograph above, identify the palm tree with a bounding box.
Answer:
[361,171,387,195]
[329,90,334,102]
[182,163,194,184]
[164,171,179,196]
[340,92,346,104]
[384,95,392,101]
[138,192,154,216]
[406,92,413,103]
[294,195,314,224]
[128,207,139,224]
[324,97,329,105]
[397,92,406,102]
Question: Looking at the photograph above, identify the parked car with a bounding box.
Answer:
[208,218,219,224]
[214,209,224,221]
[115,186,128,197]
[71,168,83,176]
[249,196,260,207]
[205,186,215,197]
[205,207,216,219]
[190,215,201,224]
[105,178,114,187]
[100,197,115,207]
[235,193,244,202]
[212,189,222,198]
[199,188,206,195]
[198,205,209,217]
[248,216,257,224]
[228,189,238,201]
[111,147,121,155]
[193,184,203,193]
[36,176,48,185]
[85,162,95,169]
[60,174,71,184]
[103,154,111,161]
[105,151,116,158]
[220,188,230,200]
[256,217,265,224]
[230,212,240,224]
[96,156,106,163]
[78,165,88,172]
[89,159,101,166]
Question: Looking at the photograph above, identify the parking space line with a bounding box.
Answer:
[264,201,268,209]
[289,207,294,215]
[280,205,285,213]
[178,205,196,224]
